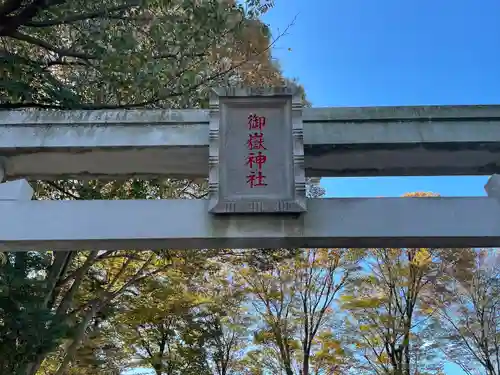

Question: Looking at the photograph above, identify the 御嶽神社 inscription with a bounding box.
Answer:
[208,87,307,214]
[245,113,268,188]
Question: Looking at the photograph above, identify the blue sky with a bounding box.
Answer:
[262,0,500,200]
[262,1,500,374]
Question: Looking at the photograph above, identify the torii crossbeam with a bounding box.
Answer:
[1,104,500,180]
[1,193,500,251]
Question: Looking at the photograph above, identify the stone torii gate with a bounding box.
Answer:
[1,86,500,251]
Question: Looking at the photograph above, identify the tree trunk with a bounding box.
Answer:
[54,302,99,375]
[24,354,46,375]
[282,351,294,375]
[302,349,310,375]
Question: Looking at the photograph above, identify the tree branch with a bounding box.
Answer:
[46,59,89,68]
[153,51,206,60]
[1,13,295,111]
[55,250,100,317]
[101,16,295,109]
[24,2,140,27]
[0,102,70,109]
[8,30,97,59]
[0,0,66,36]
[0,0,22,19]
[45,181,81,200]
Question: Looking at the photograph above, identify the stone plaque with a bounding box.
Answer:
[208,87,306,214]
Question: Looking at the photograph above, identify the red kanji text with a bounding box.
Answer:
[248,114,266,131]
[246,132,266,150]
[245,151,267,171]
[246,171,267,188]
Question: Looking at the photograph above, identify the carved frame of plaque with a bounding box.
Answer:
[208,86,306,214]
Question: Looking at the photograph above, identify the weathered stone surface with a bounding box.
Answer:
[2,105,500,180]
[1,197,500,251]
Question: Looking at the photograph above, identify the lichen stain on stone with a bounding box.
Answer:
[0,109,212,127]
[29,125,58,143]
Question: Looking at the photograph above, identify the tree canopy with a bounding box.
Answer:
[0,0,286,110]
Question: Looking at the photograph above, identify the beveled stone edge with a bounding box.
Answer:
[209,199,306,214]
[291,91,307,212]
[208,90,221,212]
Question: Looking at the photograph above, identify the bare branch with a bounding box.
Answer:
[0,102,67,109]
[24,2,141,27]
[46,59,89,67]
[45,181,81,200]
[8,30,97,59]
